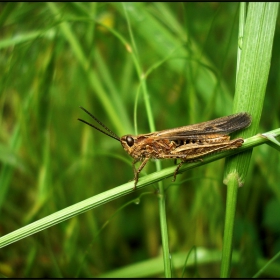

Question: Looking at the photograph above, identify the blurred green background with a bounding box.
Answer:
[0,2,279,277]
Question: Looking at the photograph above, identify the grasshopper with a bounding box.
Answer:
[78,107,251,189]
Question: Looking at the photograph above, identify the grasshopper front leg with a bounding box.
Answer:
[133,158,149,190]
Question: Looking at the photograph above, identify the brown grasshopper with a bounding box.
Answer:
[78,107,251,189]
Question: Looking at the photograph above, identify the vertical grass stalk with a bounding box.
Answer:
[123,3,171,277]
[221,2,279,277]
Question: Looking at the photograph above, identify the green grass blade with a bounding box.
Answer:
[0,129,276,249]
[221,3,279,277]
[123,3,171,276]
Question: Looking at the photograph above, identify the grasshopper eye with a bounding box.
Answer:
[126,136,134,147]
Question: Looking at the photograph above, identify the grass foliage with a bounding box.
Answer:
[0,3,279,277]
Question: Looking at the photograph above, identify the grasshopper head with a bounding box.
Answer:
[120,135,137,157]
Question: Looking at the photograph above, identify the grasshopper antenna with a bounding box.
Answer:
[78,106,120,142]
